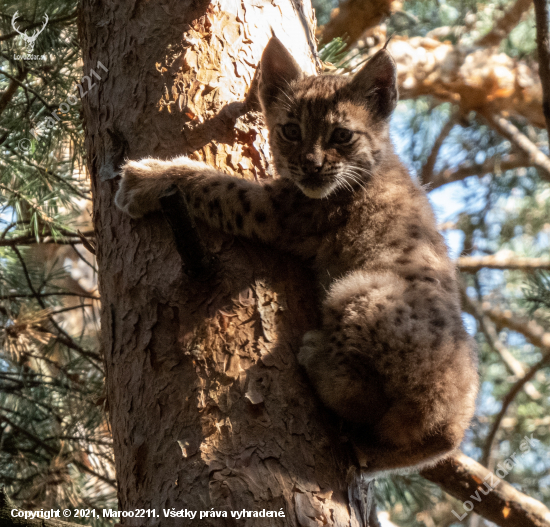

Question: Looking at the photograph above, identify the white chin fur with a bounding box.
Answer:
[297,181,338,199]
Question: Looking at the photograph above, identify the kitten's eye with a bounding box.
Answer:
[330,128,354,145]
[281,123,301,142]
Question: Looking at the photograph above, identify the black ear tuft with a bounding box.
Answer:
[349,49,398,120]
[259,36,303,111]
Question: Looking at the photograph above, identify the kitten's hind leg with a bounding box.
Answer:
[298,328,390,426]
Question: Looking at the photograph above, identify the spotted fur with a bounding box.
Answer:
[115,37,478,475]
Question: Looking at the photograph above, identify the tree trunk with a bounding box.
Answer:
[78,1,374,525]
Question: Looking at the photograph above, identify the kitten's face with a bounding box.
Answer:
[259,38,398,199]
[265,76,384,199]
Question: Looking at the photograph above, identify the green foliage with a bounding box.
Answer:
[1,0,115,522]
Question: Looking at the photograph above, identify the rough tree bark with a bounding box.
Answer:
[78,1,376,525]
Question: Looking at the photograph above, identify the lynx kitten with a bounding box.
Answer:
[116,37,478,475]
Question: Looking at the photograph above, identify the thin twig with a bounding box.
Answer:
[462,293,542,400]
[429,154,531,189]
[420,114,456,185]
[10,246,102,371]
[481,349,550,466]
[480,112,550,182]
[0,67,53,110]
[0,291,100,300]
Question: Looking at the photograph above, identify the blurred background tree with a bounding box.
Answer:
[1,0,548,525]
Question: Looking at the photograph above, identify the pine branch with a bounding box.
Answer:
[0,68,26,117]
[0,68,54,111]
[461,293,542,400]
[0,292,100,300]
[420,115,456,185]
[428,154,531,189]
[0,487,83,527]
[458,255,550,272]
[476,0,533,47]
[422,452,550,527]
[0,235,95,248]
[0,415,116,487]
[481,348,550,466]
[479,112,550,182]
[461,300,550,466]
[11,246,102,371]
[481,305,550,351]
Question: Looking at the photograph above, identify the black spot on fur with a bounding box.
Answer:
[202,186,210,194]
[193,197,202,208]
[226,221,233,232]
[227,182,236,190]
[236,213,244,229]
[396,258,411,265]
[403,245,415,254]
[255,211,267,223]
[431,318,447,329]
[409,225,422,239]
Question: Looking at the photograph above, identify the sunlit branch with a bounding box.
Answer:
[481,305,550,351]
[458,255,550,272]
[476,0,533,47]
[422,452,550,527]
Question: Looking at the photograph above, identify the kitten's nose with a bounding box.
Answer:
[301,152,324,174]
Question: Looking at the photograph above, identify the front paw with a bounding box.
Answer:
[298,330,325,367]
[115,159,162,218]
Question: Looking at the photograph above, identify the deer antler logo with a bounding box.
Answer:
[12,11,48,54]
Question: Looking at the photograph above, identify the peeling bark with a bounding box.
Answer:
[78,1,372,525]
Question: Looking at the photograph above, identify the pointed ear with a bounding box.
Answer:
[259,36,303,110]
[348,49,398,120]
